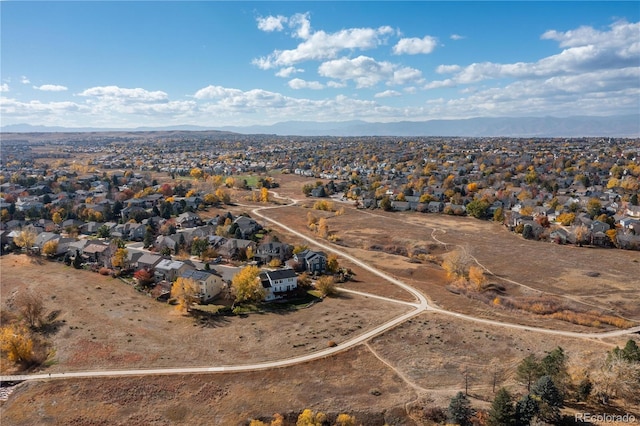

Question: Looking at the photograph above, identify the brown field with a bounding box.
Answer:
[0,255,407,374]
[2,172,639,424]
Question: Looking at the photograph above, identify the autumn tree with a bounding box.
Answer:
[379,195,392,211]
[190,167,203,180]
[297,272,311,288]
[574,224,589,247]
[260,187,270,203]
[335,413,357,426]
[0,324,35,365]
[326,253,339,274]
[41,239,59,257]
[468,265,487,290]
[15,290,45,329]
[111,248,128,269]
[171,277,200,313]
[317,217,329,238]
[52,211,63,225]
[441,249,472,281]
[268,258,282,268]
[215,188,231,204]
[134,269,155,287]
[231,265,265,305]
[315,275,337,297]
[557,212,575,226]
[296,409,327,426]
[13,228,37,251]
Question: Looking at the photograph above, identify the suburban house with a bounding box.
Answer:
[254,241,290,264]
[136,253,164,270]
[259,268,298,301]
[293,249,327,274]
[179,269,225,302]
[176,211,201,228]
[233,216,262,239]
[218,238,256,260]
[82,242,112,266]
[154,259,192,282]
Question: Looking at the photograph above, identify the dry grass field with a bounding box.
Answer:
[0,256,407,374]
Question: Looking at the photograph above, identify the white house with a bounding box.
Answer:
[259,269,298,301]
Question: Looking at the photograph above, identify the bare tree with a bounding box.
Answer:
[15,290,45,329]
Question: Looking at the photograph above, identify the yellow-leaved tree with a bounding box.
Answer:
[260,187,270,203]
[41,239,59,257]
[14,228,37,251]
[171,277,200,313]
[231,265,265,305]
[336,414,357,426]
[111,248,128,269]
[0,324,35,365]
[296,409,327,426]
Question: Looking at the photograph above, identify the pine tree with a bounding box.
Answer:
[516,354,541,391]
[448,391,473,426]
[531,375,563,423]
[488,388,515,426]
[514,394,538,426]
[72,249,83,269]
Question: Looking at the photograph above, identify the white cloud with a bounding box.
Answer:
[193,85,244,100]
[79,85,168,102]
[436,65,461,74]
[288,78,324,90]
[541,20,639,49]
[289,12,312,39]
[34,84,68,92]
[0,83,9,92]
[450,34,465,41]
[253,13,394,69]
[257,15,288,32]
[326,81,347,88]
[319,55,423,88]
[275,66,303,78]
[20,76,30,84]
[392,36,438,55]
[424,79,456,90]
[428,20,640,90]
[375,90,402,98]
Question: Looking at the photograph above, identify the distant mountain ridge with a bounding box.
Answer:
[2,115,638,137]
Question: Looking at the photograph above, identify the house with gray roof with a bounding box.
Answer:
[259,268,298,301]
[179,269,225,302]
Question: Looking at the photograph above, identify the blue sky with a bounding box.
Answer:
[1,1,638,128]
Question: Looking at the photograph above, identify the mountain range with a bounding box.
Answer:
[2,115,638,137]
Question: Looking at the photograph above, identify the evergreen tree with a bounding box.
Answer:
[516,354,541,391]
[72,250,83,269]
[448,391,474,426]
[143,226,154,248]
[488,388,515,426]
[531,376,563,423]
[514,394,538,426]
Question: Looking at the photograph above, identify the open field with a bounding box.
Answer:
[261,201,639,331]
[2,313,638,425]
[0,255,408,375]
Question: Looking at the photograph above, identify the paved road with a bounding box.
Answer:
[2,194,638,383]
